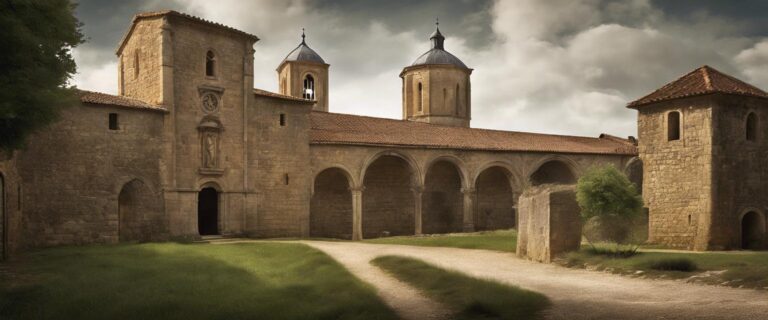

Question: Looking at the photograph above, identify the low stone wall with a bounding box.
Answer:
[517,185,581,263]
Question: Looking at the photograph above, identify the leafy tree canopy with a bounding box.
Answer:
[576,165,643,222]
[0,0,83,151]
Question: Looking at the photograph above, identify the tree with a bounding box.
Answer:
[576,165,644,247]
[0,0,84,151]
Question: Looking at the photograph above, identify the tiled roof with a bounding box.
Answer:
[628,65,768,108]
[78,90,167,112]
[310,112,637,155]
[117,10,259,54]
[253,88,314,103]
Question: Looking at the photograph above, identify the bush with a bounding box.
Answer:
[648,258,697,272]
[586,242,639,258]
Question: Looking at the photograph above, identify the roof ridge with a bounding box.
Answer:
[701,65,713,91]
[706,65,768,95]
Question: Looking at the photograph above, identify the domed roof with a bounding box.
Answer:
[410,24,468,69]
[282,30,325,64]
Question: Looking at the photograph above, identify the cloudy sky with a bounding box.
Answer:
[71,0,768,138]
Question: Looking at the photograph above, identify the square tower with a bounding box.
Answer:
[630,65,768,250]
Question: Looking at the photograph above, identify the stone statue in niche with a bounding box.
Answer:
[202,131,218,168]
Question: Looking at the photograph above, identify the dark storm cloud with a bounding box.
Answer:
[653,0,768,37]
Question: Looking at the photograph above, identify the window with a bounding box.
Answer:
[284,174,290,185]
[133,49,140,79]
[109,113,119,131]
[279,113,286,126]
[455,84,460,116]
[303,75,315,100]
[417,82,423,112]
[746,112,757,141]
[206,51,216,77]
[667,111,680,141]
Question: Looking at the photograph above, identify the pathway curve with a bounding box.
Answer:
[301,241,768,320]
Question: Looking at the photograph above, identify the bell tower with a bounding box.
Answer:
[400,20,472,127]
[277,30,329,112]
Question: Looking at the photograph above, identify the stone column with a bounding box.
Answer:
[350,186,364,241]
[411,185,424,235]
[461,187,476,232]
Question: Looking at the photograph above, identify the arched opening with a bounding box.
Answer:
[310,168,353,239]
[0,173,5,260]
[746,112,758,141]
[198,187,219,236]
[363,155,415,238]
[417,82,423,112]
[303,74,315,100]
[423,161,463,234]
[118,179,163,242]
[205,50,216,77]
[668,111,681,141]
[625,158,644,195]
[741,211,765,250]
[475,166,516,231]
[530,160,577,186]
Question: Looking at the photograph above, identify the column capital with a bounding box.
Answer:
[349,186,365,193]
[461,187,476,195]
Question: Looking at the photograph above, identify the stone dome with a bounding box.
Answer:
[282,31,325,64]
[410,25,468,69]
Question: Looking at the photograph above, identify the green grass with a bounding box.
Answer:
[0,242,397,320]
[562,248,768,289]
[372,255,549,320]
[364,229,517,252]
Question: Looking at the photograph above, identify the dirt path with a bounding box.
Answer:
[301,241,768,320]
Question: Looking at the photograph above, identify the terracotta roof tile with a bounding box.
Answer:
[628,65,768,108]
[253,88,314,103]
[78,90,167,112]
[310,112,637,155]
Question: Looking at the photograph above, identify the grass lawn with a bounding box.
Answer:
[364,229,517,252]
[372,255,549,320]
[561,246,768,289]
[0,242,397,320]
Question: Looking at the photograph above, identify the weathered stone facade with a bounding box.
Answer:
[517,185,582,263]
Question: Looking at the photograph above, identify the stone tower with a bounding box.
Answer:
[629,65,768,251]
[401,21,473,127]
[277,30,329,112]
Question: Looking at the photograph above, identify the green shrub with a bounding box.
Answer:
[647,258,697,272]
[585,242,639,258]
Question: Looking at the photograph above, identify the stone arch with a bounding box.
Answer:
[424,155,469,189]
[118,179,163,242]
[310,167,353,239]
[360,150,422,187]
[624,157,643,194]
[474,165,518,231]
[423,160,464,234]
[529,157,578,186]
[362,153,418,238]
[198,182,222,236]
[312,164,358,193]
[740,209,766,250]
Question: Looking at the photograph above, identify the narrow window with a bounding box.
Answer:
[688,214,692,225]
[443,88,447,110]
[133,49,140,79]
[667,111,680,141]
[109,113,119,131]
[280,79,287,95]
[417,82,423,112]
[746,112,757,141]
[206,51,216,77]
[279,113,286,126]
[303,75,315,100]
[284,174,290,185]
[455,84,460,116]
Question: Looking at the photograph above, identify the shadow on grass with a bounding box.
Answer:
[364,230,518,253]
[0,243,396,320]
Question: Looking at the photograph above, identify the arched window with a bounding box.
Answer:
[455,84,460,116]
[303,75,315,100]
[205,51,216,77]
[746,112,758,141]
[133,49,140,78]
[667,111,681,141]
[417,82,423,112]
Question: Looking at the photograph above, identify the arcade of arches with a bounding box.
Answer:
[309,156,588,240]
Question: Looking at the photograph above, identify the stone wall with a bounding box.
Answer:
[16,103,166,248]
[310,168,353,239]
[0,152,21,259]
[638,97,714,250]
[362,155,416,238]
[423,161,463,234]
[402,65,471,127]
[475,166,516,230]
[711,95,768,249]
[517,185,581,263]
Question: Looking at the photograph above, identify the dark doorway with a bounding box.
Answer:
[198,187,219,235]
[741,211,764,250]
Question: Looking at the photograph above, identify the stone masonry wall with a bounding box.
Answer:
[0,152,22,259]
[310,168,353,239]
[423,161,463,234]
[638,97,714,250]
[362,156,416,238]
[517,185,581,263]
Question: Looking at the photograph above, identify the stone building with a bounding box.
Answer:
[0,11,762,258]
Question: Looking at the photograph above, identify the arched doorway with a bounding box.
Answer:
[530,160,576,186]
[198,187,219,236]
[310,168,353,239]
[362,155,415,238]
[423,161,463,234]
[474,166,516,231]
[741,211,765,250]
[0,173,5,260]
